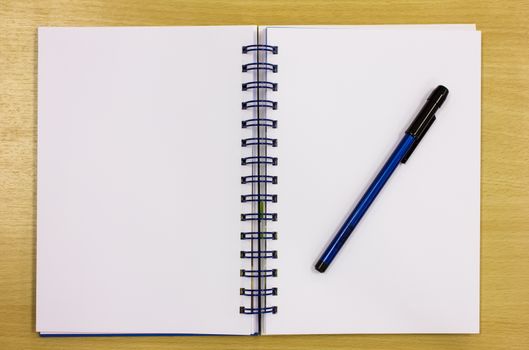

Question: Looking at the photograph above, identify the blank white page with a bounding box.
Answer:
[37,26,255,335]
[265,28,480,334]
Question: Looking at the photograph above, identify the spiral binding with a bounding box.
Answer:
[242,100,277,110]
[240,287,278,296]
[241,175,277,184]
[241,194,277,203]
[240,231,277,240]
[240,41,278,322]
[241,156,277,166]
[240,268,277,278]
[241,250,278,259]
[241,213,277,221]
[242,118,277,129]
[239,306,278,315]
[242,44,278,54]
[242,62,278,73]
[242,82,277,91]
[241,137,277,147]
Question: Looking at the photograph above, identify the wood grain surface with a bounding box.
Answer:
[1,1,528,349]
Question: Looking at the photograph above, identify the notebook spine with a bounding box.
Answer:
[240,43,278,320]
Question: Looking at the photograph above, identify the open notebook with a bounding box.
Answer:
[37,25,481,335]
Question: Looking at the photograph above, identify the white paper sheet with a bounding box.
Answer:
[264,27,481,334]
[37,26,256,335]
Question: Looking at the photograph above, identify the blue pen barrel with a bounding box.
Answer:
[315,86,449,273]
[315,134,415,273]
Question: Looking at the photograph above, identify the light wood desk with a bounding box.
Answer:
[1,1,528,349]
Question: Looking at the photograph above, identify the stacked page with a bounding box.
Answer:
[265,25,480,334]
[37,26,255,335]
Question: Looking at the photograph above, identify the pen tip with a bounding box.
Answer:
[315,261,329,273]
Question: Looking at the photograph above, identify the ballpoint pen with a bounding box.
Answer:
[315,85,449,273]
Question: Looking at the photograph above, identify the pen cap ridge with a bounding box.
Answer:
[405,85,448,137]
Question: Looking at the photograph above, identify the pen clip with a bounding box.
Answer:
[401,114,436,164]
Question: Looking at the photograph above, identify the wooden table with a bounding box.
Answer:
[1,1,528,349]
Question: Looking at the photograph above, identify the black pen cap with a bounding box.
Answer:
[401,85,449,163]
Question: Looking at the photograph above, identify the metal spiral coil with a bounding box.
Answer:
[240,41,278,320]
